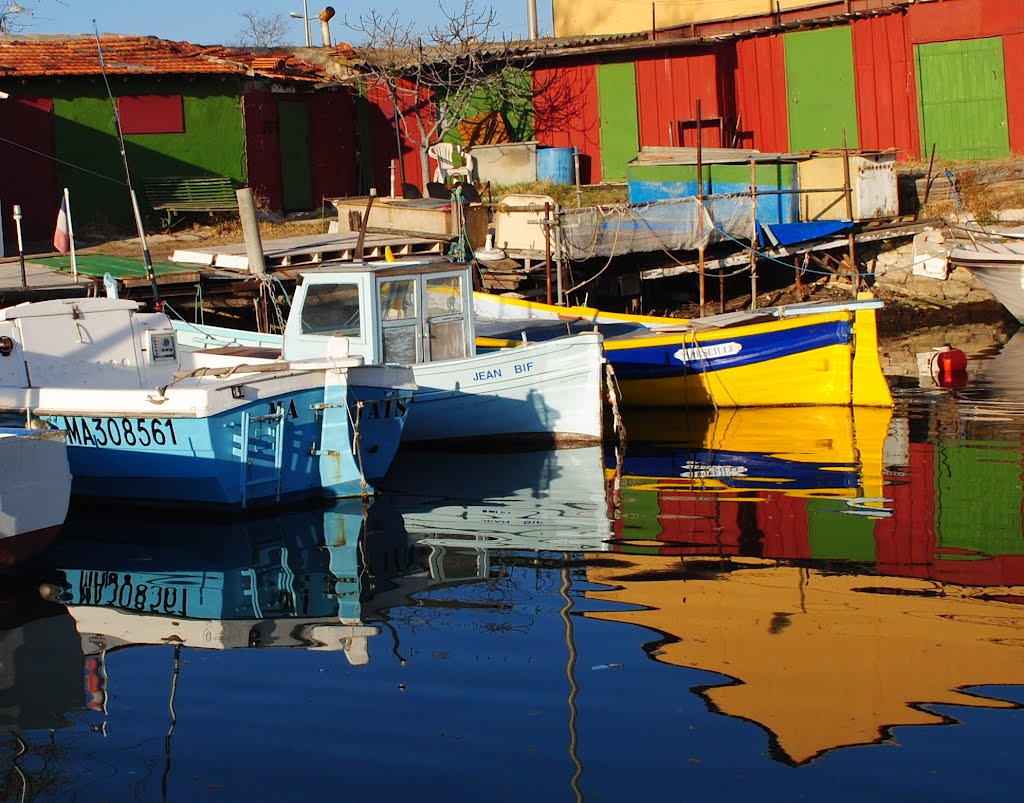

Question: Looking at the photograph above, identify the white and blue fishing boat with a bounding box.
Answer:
[0,298,414,510]
[174,259,606,446]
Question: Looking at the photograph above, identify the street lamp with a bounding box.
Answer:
[289,1,311,47]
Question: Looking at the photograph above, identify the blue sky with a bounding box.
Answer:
[15,1,555,45]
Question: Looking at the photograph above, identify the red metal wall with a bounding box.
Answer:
[852,12,921,159]
[0,97,57,250]
[307,92,358,204]
[1003,32,1024,155]
[245,90,359,211]
[532,61,603,184]
[364,79,430,196]
[243,91,284,211]
[734,35,789,153]
[635,46,733,149]
[907,0,1024,43]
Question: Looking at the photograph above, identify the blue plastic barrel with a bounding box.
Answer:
[536,147,575,184]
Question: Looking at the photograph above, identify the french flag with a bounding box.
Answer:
[54,195,72,254]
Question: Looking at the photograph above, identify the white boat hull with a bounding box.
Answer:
[0,428,71,540]
[402,332,606,444]
[949,242,1024,323]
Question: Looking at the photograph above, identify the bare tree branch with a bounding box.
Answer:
[348,0,536,191]
[231,11,291,48]
[0,1,37,34]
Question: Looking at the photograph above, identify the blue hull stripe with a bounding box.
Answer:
[608,319,852,380]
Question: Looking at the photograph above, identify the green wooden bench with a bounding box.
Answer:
[143,176,239,224]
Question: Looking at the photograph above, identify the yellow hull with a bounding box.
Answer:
[605,304,892,408]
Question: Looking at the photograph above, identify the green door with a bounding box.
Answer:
[915,38,1010,160]
[279,101,313,211]
[597,62,640,182]
[784,27,859,152]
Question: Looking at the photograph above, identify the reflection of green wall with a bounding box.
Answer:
[936,443,1024,556]
[616,482,666,554]
[24,77,244,231]
[806,498,877,562]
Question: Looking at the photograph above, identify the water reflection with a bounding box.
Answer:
[1,354,1023,795]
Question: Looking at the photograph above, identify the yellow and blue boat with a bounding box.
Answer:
[473,291,892,408]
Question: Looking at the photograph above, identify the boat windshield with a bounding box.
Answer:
[299,283,362,338]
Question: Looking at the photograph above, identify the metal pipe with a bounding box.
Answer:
[526,0,539,40]
[319,6,335,47]
[12,204,25,287]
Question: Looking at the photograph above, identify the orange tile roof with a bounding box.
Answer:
[0,34,244,76]
[0,34,357,82]
[200,45,357,83]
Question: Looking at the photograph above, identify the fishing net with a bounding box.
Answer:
[559,194,754,261]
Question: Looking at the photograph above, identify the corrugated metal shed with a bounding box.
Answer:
[532,62,603,183]
[635,46,731,150]
[735,35,789,153]
[852,11,920,159]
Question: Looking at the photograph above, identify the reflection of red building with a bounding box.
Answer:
[616,438,1024,589]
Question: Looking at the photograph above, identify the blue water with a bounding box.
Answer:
[3,327,1024,801]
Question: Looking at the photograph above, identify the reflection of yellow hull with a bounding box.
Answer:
[618,406,892,502]
[586,559,1024,764]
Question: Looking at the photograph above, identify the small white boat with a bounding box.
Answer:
[175,260,607,446]
[0,298,415,509]
[948,239,1024,323]
[0,427,71,540]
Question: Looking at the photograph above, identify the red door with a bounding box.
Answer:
[0,97,57,254]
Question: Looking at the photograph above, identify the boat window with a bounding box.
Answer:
[299,283,362,337]
[425,275,463,318]
[424,274,467,360]
[380,279,416,320]
[380,278,419,363]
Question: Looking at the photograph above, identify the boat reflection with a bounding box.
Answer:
[377,445,614,553]
[611,406,893,556]
[589,403,1024,764]
[0,577,84,731]
[45,502,391,664]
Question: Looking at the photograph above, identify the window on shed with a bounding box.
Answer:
[118,95,185,135]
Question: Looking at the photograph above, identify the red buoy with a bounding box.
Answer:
[934,347,968,374]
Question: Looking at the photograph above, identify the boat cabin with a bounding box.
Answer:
[0,298,179,390]
[283,259,476,365]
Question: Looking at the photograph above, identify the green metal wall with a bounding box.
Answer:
[278,101,314,212]
[784,27,859,152]
[28,77,245,231]
[596,62,639,182]
[915,37,1011,160]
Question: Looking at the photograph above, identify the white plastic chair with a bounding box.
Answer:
[428,142,473,184]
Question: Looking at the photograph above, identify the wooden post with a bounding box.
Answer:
[696,99,706,316]
[544,202,553,305]
[841,132,857,295]
[237,188,267,277]
[355,189,377,262]
[749,158,758,310]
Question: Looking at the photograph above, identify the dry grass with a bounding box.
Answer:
[484,180,629,208]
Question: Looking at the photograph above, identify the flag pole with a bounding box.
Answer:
[64,187,78,282]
